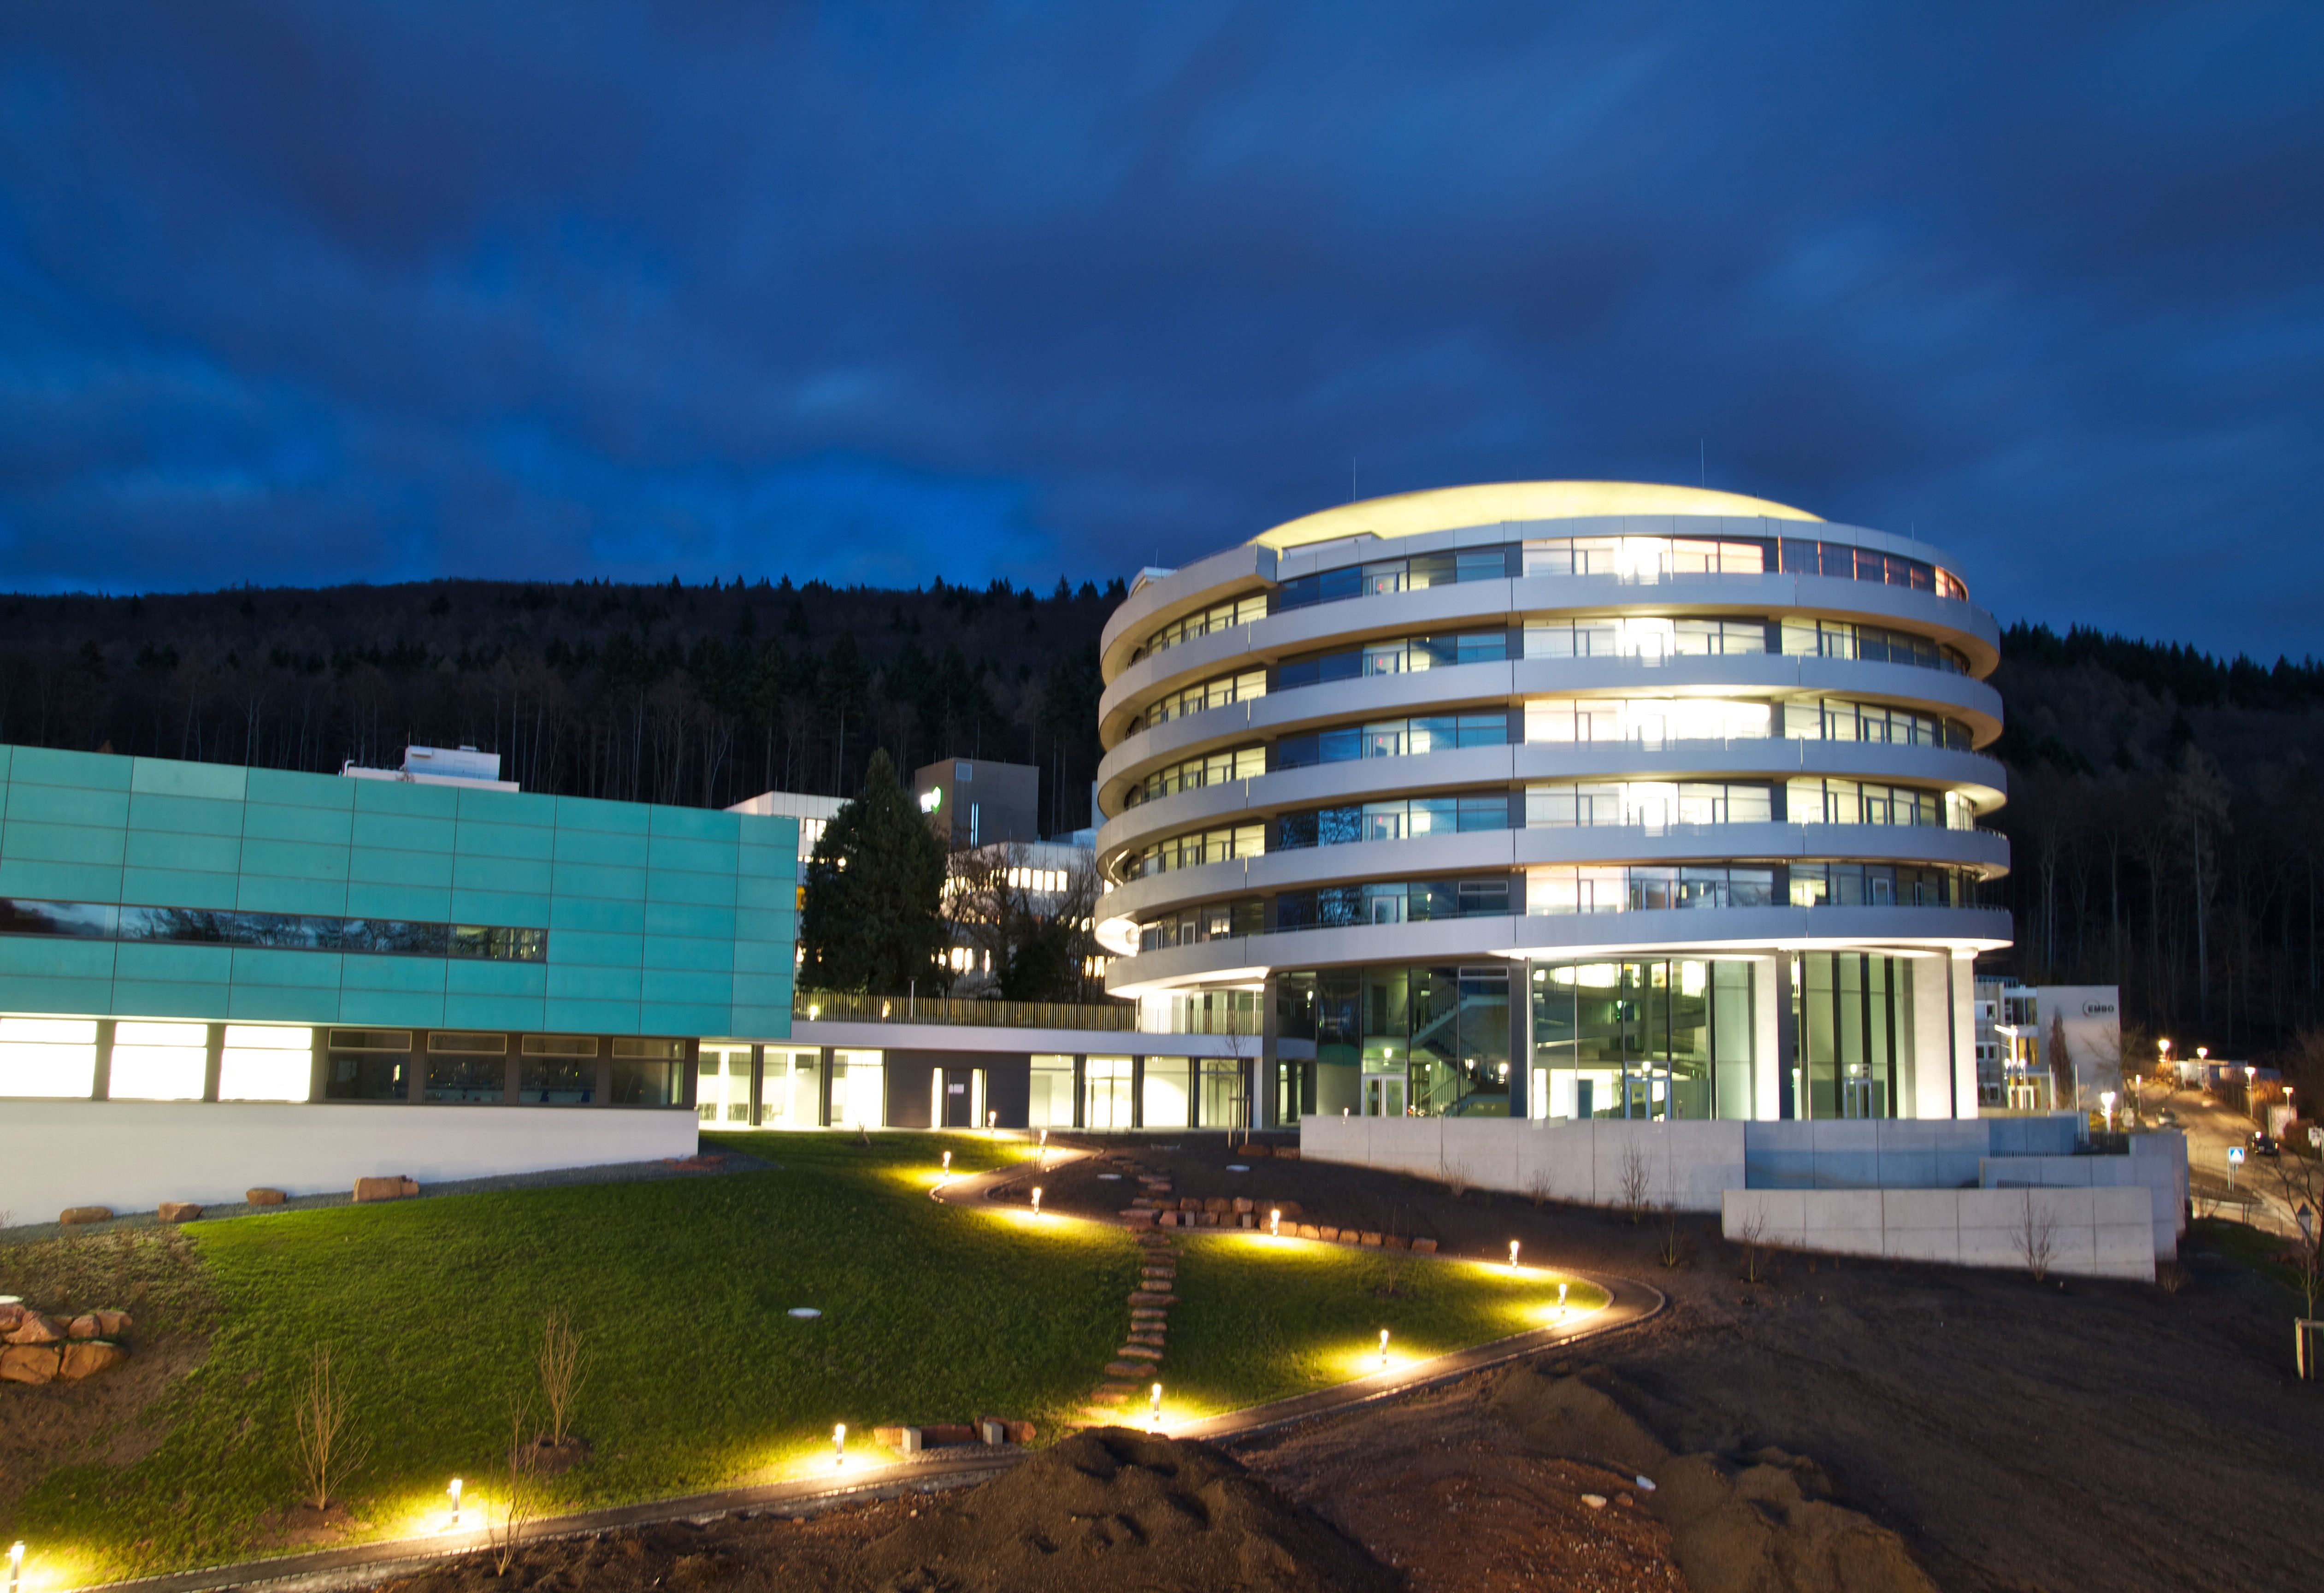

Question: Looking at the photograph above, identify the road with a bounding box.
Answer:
[2154,1081,2315,1239]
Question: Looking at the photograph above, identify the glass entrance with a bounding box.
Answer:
[934,1066,984,1128]
[1085,1056,1133,1130]
[1362,1071,1406,1116]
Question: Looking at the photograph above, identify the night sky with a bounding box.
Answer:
[1,4,2318,657]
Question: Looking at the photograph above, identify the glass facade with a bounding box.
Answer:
[1027,1054,1075,1127]
[1279,964,1510,1117]
[1084,1055,1133,1129]
[1794,952,1912,1119]
[1530,960,1755,1122]
[1276,630,1510,688]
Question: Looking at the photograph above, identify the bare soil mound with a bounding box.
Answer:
[1486,1364,1936,1593]
[852,1427,1398,1593]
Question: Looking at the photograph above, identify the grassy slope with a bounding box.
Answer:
[11,1133,1135,1581]
[1157,1231,1612,1415]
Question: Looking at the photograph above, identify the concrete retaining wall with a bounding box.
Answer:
[1721,1185,2156,1282]
[0,1100,699,1224]
[1300,1114,1745,1213]
[1980,1132,2188,1259]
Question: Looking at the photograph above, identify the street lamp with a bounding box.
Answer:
[9,1541,24,1593]
[2101,1091,2117,1132]
[2247,1065,2259,1121]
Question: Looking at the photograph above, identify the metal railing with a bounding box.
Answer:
[794,989,1140,1032]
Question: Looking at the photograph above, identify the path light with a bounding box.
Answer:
[1509,1240,1521,1270]
[1557,1282,1569,1313]
[834,1424,847,1468]
[1150,1382,1162,1428]
[9,1540,24,1593]
[1379,1328,1390,1367]
[448,1477,462,1528]
[1031,1187,1043,1216]
[2101,1090,2117,1131]
[941,1150,952,1178]
[1270,1209,1281,1237]
[988,1110,998,1132]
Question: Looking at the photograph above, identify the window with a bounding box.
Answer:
[108,1021,210,1101]
[1274,877,1510,929]
[1274,548,1512,611]
[1527,781,1773,828]
[1128,745,1265,806]
[1139,593,1268,658]
[521,1034,598,1104]
[0,898,547,961]
[1276,794,1510,850]
[1127,823,1264,880]
[1780,699,1973,749]
[1137,898,1264,951]
[1523,536,1768,579]
[0,1017,98,1098]
[425,1031,507,1103]
[1526,864,1776,913]
[1790,862,1962,908]
[1780,620,1965,675]
[1787,778,1954,829]
[1276,630,1509,688]
[1523,696,1772,745]
[611,1037,686,1107]
[1272,711,1509,770]
[1138,669,1266,730]
[326,1028,412,1101]
[219,1025,313,1102]
[829,1048,885,1127]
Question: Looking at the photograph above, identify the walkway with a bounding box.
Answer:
[77,1134,1659,1593]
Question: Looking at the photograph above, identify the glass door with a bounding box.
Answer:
[1085,1056,1133,1130]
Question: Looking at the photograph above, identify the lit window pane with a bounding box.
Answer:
[220,1027,313,1101]
[0,1017,99,1097]
[109,1021,210,1100]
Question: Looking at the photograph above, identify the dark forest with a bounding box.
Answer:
[0,579,2318,1062]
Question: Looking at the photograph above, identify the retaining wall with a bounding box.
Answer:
[0,1099,698,1223]
[1299,1114,1745,1213]
[1721,1185,2157,1282]
[1979,1132,2188,1259]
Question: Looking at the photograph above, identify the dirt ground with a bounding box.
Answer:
[13,1131,2321,1592]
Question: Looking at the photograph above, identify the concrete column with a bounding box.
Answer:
[818,1046,835,1127]
[1131,1055,1146,1129]
[91,1019,115,1102]
[202,1024,224,1104]
[1073,1053,1087,1130]
[749,1044,766,1128]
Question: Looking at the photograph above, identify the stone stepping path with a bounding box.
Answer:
[1084,1219,1179,1423]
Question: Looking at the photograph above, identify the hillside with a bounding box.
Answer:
[0,581,2316,1057]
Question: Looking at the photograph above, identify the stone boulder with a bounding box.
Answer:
[157,1201,203,1224]
[0,1303,22,1333]
[1232,1196,1254,1215]
[353,1175,420,1204]
[6,1311,66,1345]
[96,1309,133,1337]
[59,1206,112,1226]
[0,1345,61,1384]
[247,1187,288,1205]
[59,1340,129,1381]
[1411,1237,1439,1255]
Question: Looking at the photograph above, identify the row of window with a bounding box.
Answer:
[1524,616,1768,659]
[0,898,549,961]
[1277,794,1512,849]
[1137,668,1266,731]
[1126,745,1267,807]
[1787,777,1970,829]
[1275,878,1512,929]
[1276,630,1509,688]
[1273,712,1511,769]
[1528,861,1969,914]
[1274,549,1515,611]
[1135,593,1269,661]
[1133,861,1980,943]
[0,1019,687,1104]
[1528,780,1772,828]
[1125,822,1265,880]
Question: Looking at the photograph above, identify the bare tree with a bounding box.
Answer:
[1617,1143,1651,1224]
[2019,1192,2059,1283]
[1737,1207,1770,1284]
[537,1310,591,1448]
[489,1396,543,1577]
[1525,1169,1552,1209]
[288,1347,367,1511]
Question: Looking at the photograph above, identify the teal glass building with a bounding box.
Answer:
[0,743,795,1148]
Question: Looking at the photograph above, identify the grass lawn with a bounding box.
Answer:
[1152,1230,1613,1419]
[6,1132,1135,1584]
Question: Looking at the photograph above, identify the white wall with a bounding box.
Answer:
[1722,1186,2155,1282]
[0,1102,698,1224]
[1979,1131,2188,1259]
[1301,1114,1746,1213]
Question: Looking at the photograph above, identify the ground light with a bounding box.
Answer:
[1031,1187,1043,1216]
[8,1540,23,1593]
[1509,1240,1521,1269]
[1558,1282,1569,1312]
[448,1478,462,1528]
[1150,1382,1163,1430]
[833,1424,847,1469]
[1269,1209,1281,1237]
[1379,1328,1390,1368]
[941,1150,951,1178]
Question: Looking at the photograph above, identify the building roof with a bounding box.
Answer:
[1248,480,1822,552]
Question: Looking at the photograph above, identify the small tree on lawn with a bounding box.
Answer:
[799,748,950,995]
[2048,1012,2076,1112]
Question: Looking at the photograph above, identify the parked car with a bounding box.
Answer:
[2249,1131,2280,1158]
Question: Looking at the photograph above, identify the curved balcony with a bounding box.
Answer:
[1104,903,2016,996]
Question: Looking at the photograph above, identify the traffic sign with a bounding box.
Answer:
[2228,1146,2246,1164]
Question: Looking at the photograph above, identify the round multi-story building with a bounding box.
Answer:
[1093,481,2011,1129]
